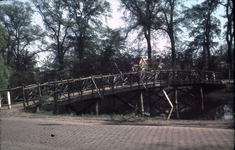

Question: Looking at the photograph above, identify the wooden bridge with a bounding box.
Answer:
[0,70,226,119]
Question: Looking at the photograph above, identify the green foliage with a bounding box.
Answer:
[0,24,7,55]
[120,0,163,60]
[38,110,53,115]
[183,0,221,70]
[99,27,126,74]
[0,56,10,90]
[0,1,43,86]
[9,72,36,87]
[39,87,54,107]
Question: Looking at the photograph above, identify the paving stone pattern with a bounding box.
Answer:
[1,117,234,150]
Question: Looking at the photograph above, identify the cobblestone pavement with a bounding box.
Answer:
[0,104,234,150]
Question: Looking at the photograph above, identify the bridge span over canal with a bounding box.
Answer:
[0,70,228,119]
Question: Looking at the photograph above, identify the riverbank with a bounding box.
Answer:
[1,102,234,129]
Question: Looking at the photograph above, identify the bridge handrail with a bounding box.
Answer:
[0,70,223,92]
[0,70,223,106]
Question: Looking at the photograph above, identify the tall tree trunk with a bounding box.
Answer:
[226,0,233,79]
[170,32,176,70]
[145,28,152,68]
[169,0,176,70]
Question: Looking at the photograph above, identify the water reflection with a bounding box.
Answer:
[222,105,233,120]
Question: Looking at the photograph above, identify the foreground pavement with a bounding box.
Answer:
[0,104,234,150]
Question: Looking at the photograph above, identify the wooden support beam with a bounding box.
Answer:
[114,93,139,112]
[177,87,198,99]
[145,91,170,116]
[146,95,168,115]
[147,89,154,117]
[0,93,1,109]
[177,98,195,108]
[162,89,173,108]
[168,107,174,120]
[77,101,96,115]
[115,95,142,114]
[38,83,42,107]
[140,91,144,117]
[174,87,179,119]
[67,80,71,104]
[53,82,58,114]
[200,86,204,111]
[95,100,99,116]
[22,86,26,109]
[162,89,173,119]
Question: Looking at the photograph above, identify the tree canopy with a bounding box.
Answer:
[183,0,221,70]
[0,0,233,87]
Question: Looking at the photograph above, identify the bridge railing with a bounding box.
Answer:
[0,70,223,108]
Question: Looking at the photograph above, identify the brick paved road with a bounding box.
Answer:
[1,116,234,150]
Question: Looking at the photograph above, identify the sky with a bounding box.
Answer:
[0,0,228,66]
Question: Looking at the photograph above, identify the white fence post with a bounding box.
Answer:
[7,91,11,109]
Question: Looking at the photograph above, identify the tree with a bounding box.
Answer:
[65,0,111,76]
[0,1,43,86]
[99,27,126,74]
[156,0,183,70]
[220,0,234,78]
[0,51,10,90]
[120,0,163,66]
[33,0,72,72]
[184,0,221,71]
[0,24,7,58]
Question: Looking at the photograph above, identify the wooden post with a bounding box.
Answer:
[7,91,11,109]
[53,82,57,114]
[67,79,71,104]
[140,91,144,117]
[148,89,154,117]
[113,95,116,113]
[120,72,123,91]
[174,87,179,119]
[200,86,204,111]
[112,74,114,94]
[0,93,1,109]
[22,86,26,109]
[101,74,105,96]
[80,77,83,100]
[138,72,140,89]
[38,83,42,107]
[72,78,75,96]
[95,100,99,116]
[153,71,156,86]
[25,89,29,106]
[130,74,132,89]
